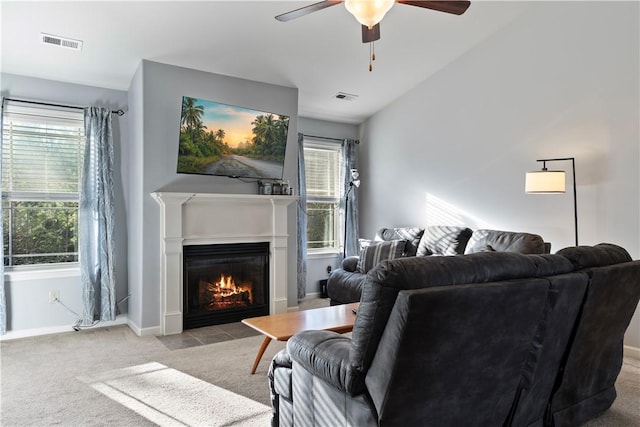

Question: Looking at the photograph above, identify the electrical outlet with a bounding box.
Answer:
[48,291,59,304]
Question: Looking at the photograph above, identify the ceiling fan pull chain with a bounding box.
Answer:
[369,42,376,72]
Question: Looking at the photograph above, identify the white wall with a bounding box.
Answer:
[0,73,129,334]
[358,2,640,347]
[126,61,299,334]
[297,117,359,299]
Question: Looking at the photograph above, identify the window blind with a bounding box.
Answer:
[304,145,342,199]
[2,101,84,200]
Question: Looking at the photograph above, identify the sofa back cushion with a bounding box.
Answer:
[510,272,589,426]
[365,280,551,426]
[547,244,640,426]
[376,227,424,257]
[356,239,407,273]
[556,242,632,269]
[349,252,574,381]
[416,225,473,256]
[465,229,546,254]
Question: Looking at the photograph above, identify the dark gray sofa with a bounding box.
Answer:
[327,226,549,305]
[269,244,640,427]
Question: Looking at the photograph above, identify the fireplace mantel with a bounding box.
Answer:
[152,192,297,335]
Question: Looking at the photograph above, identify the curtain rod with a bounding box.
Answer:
[303,134,360,144]
[4,97,125,116]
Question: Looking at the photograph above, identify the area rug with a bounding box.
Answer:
[78,362,271,426]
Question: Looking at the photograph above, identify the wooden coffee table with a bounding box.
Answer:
[242,302,358,374]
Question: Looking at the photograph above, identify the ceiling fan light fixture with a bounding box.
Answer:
[344,0,395,28]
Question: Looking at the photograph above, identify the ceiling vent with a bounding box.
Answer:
[334,92,358,101]
[40,33,83,51]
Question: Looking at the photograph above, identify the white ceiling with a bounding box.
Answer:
[1,1,533,124]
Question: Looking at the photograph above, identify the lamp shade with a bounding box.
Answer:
[525,170,566,193]
[344,0,395,28]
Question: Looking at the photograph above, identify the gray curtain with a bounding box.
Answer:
[0,99,6,334]
[297,133,307,300]
[80,107,116,324]
[342,139,360,258]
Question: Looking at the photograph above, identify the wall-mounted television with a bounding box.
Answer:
[177,96,289,180]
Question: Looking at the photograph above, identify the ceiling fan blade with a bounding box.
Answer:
[362,24,380,43]
[275,0,343,22]
[397,1,471,15]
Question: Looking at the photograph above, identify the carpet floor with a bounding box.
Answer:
[1,297,638,426]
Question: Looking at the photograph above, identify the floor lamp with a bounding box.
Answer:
[343,169,360,258]
[525,157,578,246]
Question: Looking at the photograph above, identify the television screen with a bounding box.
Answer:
[177,96,289,180]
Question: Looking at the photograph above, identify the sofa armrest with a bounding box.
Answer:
[268,349,293,427]
[341,256,360,272]
[327,269,368,305]
[287,330,364,396]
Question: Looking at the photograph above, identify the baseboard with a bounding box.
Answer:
[304,292,321,299]
[288,292,325,312]
[624,345,640,360]
[126,319,161,337]
[0,314,129,341]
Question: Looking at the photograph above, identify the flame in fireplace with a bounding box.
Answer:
[199,275,253,310]
[214,274,252,301]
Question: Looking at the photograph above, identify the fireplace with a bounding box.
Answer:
[152,192,296,335]
[183,242,269,329]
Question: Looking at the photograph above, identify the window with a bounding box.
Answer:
[303,139,343,251]
[2,101,85,267]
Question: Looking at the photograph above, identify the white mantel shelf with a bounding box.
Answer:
[153,191,298,202]
[152,192,298,335]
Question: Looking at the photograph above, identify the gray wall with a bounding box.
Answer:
[0,73,129,333]
[358,2,640,347]
[0,70,354,333]
[297,117,359,299]
[127,61,298,332]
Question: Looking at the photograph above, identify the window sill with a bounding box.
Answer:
[4,265,80,282]
[307,250,342,260]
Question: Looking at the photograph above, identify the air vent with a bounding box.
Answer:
[40,33,83,51]
[334,92,358,101]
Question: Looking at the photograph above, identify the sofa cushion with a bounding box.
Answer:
[357,239,407,273]
[416,225,473,256]
[465,229,546,255]
[376,227,424,257]
[359,238,373,249]
[556,243,632,269]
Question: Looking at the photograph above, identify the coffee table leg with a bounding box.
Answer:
[250,336,272,374]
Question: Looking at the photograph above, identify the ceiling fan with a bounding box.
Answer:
[275,1,471,51]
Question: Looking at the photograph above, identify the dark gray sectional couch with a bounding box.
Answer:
[327,226,549,305]
[269,243,640,427]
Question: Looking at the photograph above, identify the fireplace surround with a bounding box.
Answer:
[152,192,296,335]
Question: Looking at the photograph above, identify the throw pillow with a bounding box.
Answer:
[417,226,473,256]
[375,227,424,257]
[357,239,407,273]
[359,238,373,250]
